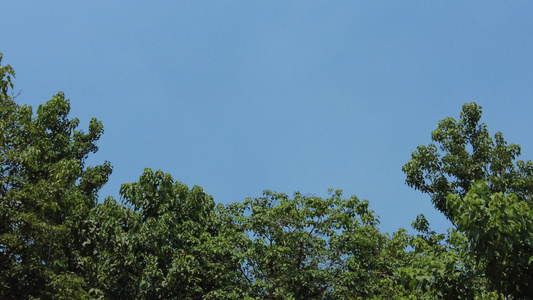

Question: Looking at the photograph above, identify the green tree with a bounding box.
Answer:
[222,189,397,299]
[404,102,533,298]
[6,50,533,299]
[397,215,491,299]
[447,181,533,298]
[88,169,242,299]
[0,52,112,299]
[402,102,533,220]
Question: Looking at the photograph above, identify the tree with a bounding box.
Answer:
[88,169,242,299]
[402,102,533,220]
[447,181,533,298]
[221,189,397,299]
[0,52,112,298]
[397,215,491,299]
[404,102,533,298]
[5,50,533,299]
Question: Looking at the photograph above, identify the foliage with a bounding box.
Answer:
[402,102,533,220]
[0,53,14,98]
[0,52,112,298]
[87,169,242,299]
[398,215,488,299]
[403,102,533,299]
[222,189,398,299]
[448,181,533,298]
[2,52,533,299]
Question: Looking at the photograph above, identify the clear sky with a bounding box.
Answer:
[3,1,533,234]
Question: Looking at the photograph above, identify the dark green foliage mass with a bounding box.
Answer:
[403,102,533,299]
[448,182,533,298]
[87,169,242,299]
[0,53,112,299]
[1,53,532,299]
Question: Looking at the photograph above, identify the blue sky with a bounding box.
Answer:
[3,1,533,234]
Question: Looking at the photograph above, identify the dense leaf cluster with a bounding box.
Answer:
[1,53,532,299]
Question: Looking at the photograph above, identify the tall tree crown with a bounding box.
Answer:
[402,102,533,220]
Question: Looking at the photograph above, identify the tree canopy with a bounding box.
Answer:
[402,102,533,221]
[1,53,532,299]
